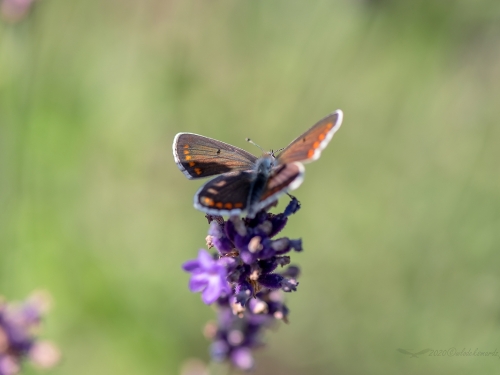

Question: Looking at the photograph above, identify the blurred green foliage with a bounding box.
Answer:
[1,0,500,374]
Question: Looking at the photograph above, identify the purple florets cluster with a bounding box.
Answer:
[182,198,302,371]
[0,291,60,375]
[0,0,37,23]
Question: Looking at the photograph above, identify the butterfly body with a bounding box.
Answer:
[173,110,343,217]
[248,155,272,198]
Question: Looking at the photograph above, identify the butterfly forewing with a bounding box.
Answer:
[194,171,255,215]
[276,110,343,165]
[173,133,257,179]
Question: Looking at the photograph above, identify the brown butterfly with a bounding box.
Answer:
[173,110,343,217]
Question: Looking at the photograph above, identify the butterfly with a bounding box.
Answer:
[172,110,343,218]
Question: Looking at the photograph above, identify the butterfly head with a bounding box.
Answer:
[255,155,274,174]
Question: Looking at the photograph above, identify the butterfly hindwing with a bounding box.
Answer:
[194,171,256,216]
[276,110,343,165]
[173,133,257,179]
[250,162,305,214]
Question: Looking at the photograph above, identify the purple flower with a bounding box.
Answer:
[183,249,232,305]
[0,291,60,375]
[0,0,37,23]
[181,197,304,370]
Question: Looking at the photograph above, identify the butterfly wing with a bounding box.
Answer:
[246,162,305,216]
[276,110,343,165]
[194,171,256,216]
[173,133,258,179]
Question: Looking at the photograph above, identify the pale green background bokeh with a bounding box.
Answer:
[1,1,500,374]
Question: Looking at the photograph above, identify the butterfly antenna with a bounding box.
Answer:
[246,138,265,153]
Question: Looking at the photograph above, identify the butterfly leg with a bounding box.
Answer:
[284,194,301,216]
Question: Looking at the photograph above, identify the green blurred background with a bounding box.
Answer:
[1,0,500,374]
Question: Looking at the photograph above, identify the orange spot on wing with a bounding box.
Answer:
[313,141,320,149]
[216,202,223,209]
[318,133,325,140]
[235,203,243,208]
[194,168,202,175]
[203,197,214,206]
[185,155,191,160]
[189,162,195,167]
[326,122,333,129]
[183,150,190,155]
[224,203,233,209]
[184,144,189,148]
[307,149,314,158]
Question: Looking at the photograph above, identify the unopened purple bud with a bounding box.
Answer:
[290,239,302,252]
[280,278,298,292]
[268,214,288,237]
[248,236,263,253]
[230,216,247,237]
[275,256,291,267]
[234,281,253,306]
[257,258,279,274]
[0,355,19,375]
[281,265,300,278]
[227,330,244,346]
[239,250,254,265]
[257,274,284,289]
[271,238,290,252]
[210,340,229,362]
[231,347,254,371]
[248,299,268,314]
[256,220,273,235]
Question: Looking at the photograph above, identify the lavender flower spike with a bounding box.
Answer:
[183,249,232,305]
[0,291,60,375]
[181,197,304,371]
